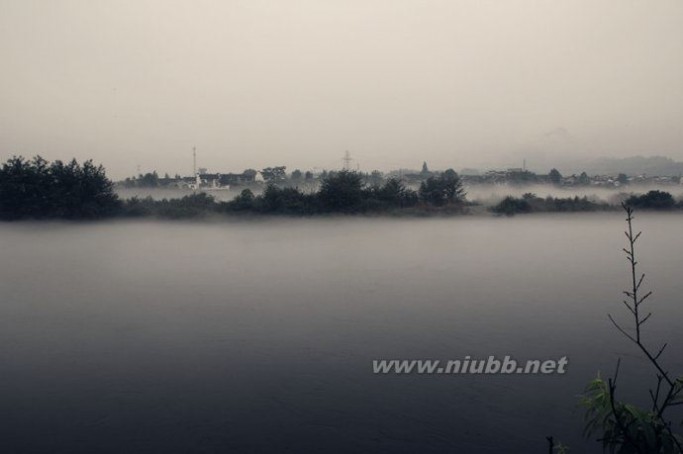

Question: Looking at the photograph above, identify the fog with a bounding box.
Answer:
[2,1,683,178]
[3,1,683,451]
[115,183,683,207]
[464,184,683,206]
[1,215,682,452]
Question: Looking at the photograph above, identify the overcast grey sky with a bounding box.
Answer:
[1,0,682,178]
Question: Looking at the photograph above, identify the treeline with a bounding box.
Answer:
[623,190,677,210]
[0,156,468,220]
[491,194,609,216]
[4,155,681,220]
[492,190,682,216]
[123,169,468,218]
[0,156,120,220]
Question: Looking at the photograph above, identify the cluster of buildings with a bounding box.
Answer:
[124,161,683,191]
[461,169,682,188]
[144,169,265,191]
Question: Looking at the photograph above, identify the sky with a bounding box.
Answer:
[1,0,683,179]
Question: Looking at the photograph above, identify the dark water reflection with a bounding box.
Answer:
[1,214,682,453]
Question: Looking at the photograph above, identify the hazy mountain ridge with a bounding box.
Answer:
[558,156,683,176]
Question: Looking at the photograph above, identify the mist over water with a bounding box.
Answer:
[465,184,683,206]
[3,0,683,450]
[1,215,682,453]
[116,184,683,207]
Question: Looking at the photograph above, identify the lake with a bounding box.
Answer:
[1,214,682,453]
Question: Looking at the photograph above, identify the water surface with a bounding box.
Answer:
[1,214,682,453]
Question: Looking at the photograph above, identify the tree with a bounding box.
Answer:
[421,162,430,175]
[549,168,562,185]
[491,196,532,216]
[617,173,629,185]
[0,156,51,218]
[626,190,675,210]
[290,169,302,181]
[578,171,590,186]
[419,177,444,206]
[318,170,364,212]
[368,170,383,187]
[137,171,159,187]
[0,155,120,220]
[419,169,466,206]
[256,184,310,214]
[261,166,287,183]
[242,169,258,181]
[230,189,255,211]
[441,169,466,202]
[377,177,417,208]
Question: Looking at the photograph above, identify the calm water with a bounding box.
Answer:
[1,214,682,453]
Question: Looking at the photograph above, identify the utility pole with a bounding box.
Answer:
[193,147,200,193]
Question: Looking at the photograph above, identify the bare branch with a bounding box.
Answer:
[654,343,668,361]
[638,313,652,326]
[650,375,663,412]
[604,205,683,450]
[608,314,637,343]
[637,291,653,306]
[621,300,636,315]
[636,273,645,291]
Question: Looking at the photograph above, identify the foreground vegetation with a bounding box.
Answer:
[580,206,683,453]
[545,206,683,453]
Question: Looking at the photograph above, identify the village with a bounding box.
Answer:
[119,161,683,192]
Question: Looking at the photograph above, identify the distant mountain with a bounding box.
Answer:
[560,156,683,177]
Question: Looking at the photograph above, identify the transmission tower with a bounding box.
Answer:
[342,150,352,170]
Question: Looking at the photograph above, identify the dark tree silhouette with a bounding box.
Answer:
[261,166,287,183]
[626,190,675,210]
[418,169,466,206]
[0,156,120,220]
[549,168,562,185]
[318,170,364,212]
[578,171,590,186]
